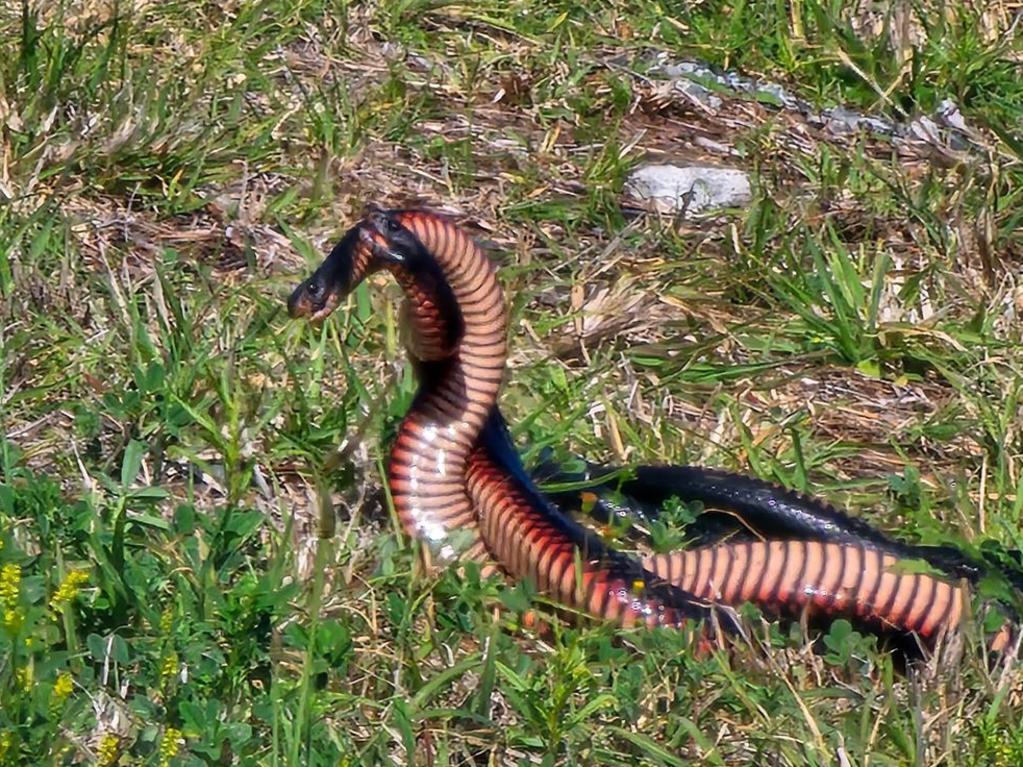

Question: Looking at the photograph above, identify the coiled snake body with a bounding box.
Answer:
[288,206,1011,654]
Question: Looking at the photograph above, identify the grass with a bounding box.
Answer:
[1,0,1023,764]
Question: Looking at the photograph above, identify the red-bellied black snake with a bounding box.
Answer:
[288,205,1017,654]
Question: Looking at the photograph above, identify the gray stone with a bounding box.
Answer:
[626,164,752,215]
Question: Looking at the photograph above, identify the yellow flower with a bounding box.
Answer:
[50,570,89,611]
[160,607,174,634]
[0,564,19,600]
[160,652,178,684]
[50,672,74,718]
[0,564,21,631]
[53,672,74,703]
[159,727,183,767]
[96,733,120,767]
[16,665,32,691]
[0,731,12,759]
[2,608,21,633]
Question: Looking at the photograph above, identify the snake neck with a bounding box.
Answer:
[388,215,507,430]
[383,212,508,551]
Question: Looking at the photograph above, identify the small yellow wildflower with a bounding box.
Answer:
[53,672,74,703]
[159,727,183,767]
[0,564,22,632]
[160,652,178,685]
[50,570,89,611]
[15,665,32,691]
[0,564,19,601]
[160,607,174,634]
[96,733,120,767]
[50,672,74,718]
[0,730,12,760]
[2,609,21,633]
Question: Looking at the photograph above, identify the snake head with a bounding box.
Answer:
[287,205,433,324]
[287,224,363,322]
[358,206,432,268]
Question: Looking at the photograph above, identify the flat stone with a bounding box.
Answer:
[626,164,752,215]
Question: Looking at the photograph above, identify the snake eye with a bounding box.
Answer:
[307,280,324,299]
[384,217,402,234]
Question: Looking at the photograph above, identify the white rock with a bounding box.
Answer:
[626,164,752,214]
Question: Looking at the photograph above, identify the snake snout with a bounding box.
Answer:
[287,275,322,319]
[288,273,343,323]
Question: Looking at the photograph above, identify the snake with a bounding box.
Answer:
[533,459,1018,588]
[287,205,1011,653]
